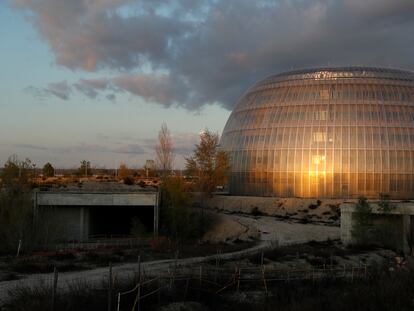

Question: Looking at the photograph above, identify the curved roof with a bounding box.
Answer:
[255,66,414,88]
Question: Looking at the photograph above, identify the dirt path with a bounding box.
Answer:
[0,219,339,303]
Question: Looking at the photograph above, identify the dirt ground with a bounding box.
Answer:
[203,212,340,243]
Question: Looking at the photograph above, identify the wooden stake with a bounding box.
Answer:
[237,268,241,292]
[108,263,113,311]
[184,278,189,301]
[137,254,141,283]
[260,251,264,267]
[262,267,268,296]
[116,292,121,311]
[51,266,58,311]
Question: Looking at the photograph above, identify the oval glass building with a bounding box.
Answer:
[220,67,414,199]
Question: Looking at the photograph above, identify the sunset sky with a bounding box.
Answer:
[1,0,414,168]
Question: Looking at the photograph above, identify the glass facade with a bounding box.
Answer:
[220,67,414,199]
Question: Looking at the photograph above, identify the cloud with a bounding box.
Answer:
[25,81,72,100]
[74,78,109,98]
[13,142,146,155]
[45,81,72,100]
[13,143,48,151]
[14,0,414,110]
[112,144,146,155]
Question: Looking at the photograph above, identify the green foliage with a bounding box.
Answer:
[1,155,33,194]
[0,155,36,254]
[352,195,400,249]
[251,206,262,216]
[185,129,230,197]
[352,196,374,245]
[160,176,217,242]
[0,191,33,254]
[375,193,398,248]
[378,193,395,213]
[42,162,55,177]
[160,176,193,241]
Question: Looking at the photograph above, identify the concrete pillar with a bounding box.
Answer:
[402,215,411,254]
[79,207,90,241]
[340,204,354,245]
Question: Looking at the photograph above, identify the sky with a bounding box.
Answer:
[1,0,414,169]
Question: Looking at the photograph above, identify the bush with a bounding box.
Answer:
[123,176,134,185]
[250,206,262,216]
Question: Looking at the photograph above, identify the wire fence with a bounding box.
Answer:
[112,262,368,311]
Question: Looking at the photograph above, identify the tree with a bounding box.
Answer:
[160,176,193,241]
[378,193,395,213]
[0,155,34,253]
[118,163,131,181]
[42,162,55,177]
[376,193,398,247]
[185,129,230,196]
[155,123,174,178]
[1,155,32,194]
[185,129,229,235]
[78,160,92,177]
[352,196,374,245]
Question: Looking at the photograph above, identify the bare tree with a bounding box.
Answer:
[155,123,174,178]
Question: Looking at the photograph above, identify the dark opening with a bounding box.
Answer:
[89,205,153,237]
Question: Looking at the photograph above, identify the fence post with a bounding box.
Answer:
[237,268,241,292]
[168,268,173,289]
[198,266,202,300]
[137,254,141,283]
[260,251,264,268]
[108,263,113,311]
[215,250,219,282]
[51,266,58,311]
[116,292,121,311]
[184,278,189,301]
[262,266,268,296]
[132,283,141,311]
[351,266,354,283]
[172,250,179,286]
[158,275,161,308]
[16,239,22,258]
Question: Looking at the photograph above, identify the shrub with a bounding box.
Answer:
[250,206,262,216]
[123,176,134,185]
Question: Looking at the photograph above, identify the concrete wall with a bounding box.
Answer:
[36,192,157,206]
[37,206,89,241]
[34,191,158,242]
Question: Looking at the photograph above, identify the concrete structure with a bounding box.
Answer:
[220,67,414,199]
[34,188,159,241]
[341,202,414,252]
